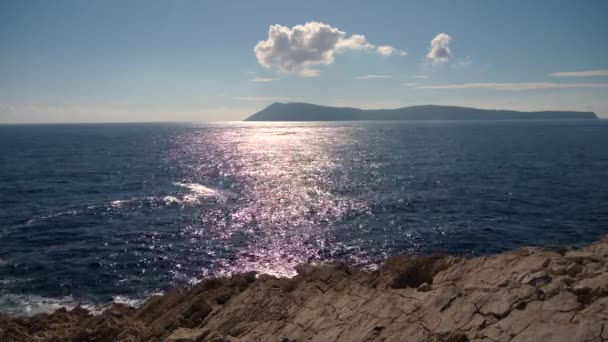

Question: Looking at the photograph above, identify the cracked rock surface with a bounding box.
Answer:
[2,236,608,342]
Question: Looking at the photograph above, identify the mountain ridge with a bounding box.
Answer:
[245,102,599,121]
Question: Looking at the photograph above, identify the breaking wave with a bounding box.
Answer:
[0,293,152,316]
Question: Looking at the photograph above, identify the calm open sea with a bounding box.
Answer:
[1,120,607,314]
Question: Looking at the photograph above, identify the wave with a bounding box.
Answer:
[173,182,218,197]
[10,209,81,228]
[0,294,103,316]
[12,182,232,229]
[0,293,151,316]
[109,182,230,208]
[173,182,230,203]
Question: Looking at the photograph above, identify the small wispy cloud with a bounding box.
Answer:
[299,69,321,77]
[401,83,417,87]
[244,71,257,75]
[376,45,407,56]
[410,75,428,79]
[234,96,293,101]
[356,74,393,80]
[418,82,608,91]
[451,56,472,69]
[250,77,280,82]
[550,70,608,77]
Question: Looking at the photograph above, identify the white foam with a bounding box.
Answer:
[112,295,146,308]
[107,182,228,209]
[162,195,181,205]
[0,294,103,316]
[173,182,225,203]
[41,210,78,219]
[0,293,151,316]
[14,209,80,228]
[174,182,218,196]
[110,199,133,208]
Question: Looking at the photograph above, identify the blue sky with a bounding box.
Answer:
[1,0,608,123]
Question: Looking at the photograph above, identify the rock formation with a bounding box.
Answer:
[2,236,607,341]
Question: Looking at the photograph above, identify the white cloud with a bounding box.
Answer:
[335,34,374,51]
[427,33,452,64]
[254,22,406,76]
[410,75,428,79]
[401,83,417,87]
[418,82,608,91]
[550,70,608,77]
[376,45,395,56]
[250,77,280,82]
[356,74,392,80]
[376,45,407,56]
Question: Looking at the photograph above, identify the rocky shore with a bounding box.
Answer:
[2,236,608,342]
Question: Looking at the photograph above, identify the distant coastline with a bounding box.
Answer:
[245,102,599,121]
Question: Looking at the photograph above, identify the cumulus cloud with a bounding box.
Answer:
[418,82,608,91]
[550,70,608,77]
[250,77,280,82]
[254,22,406,76]
[427,33,452,64]
[356,74,392,80]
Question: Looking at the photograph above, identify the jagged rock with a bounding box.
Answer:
[164,327,210,341]
[540,275,571,297]
[417,283,432,292]
[1,235,607,342]
[573,274,608,295]
[519,270,551,286]
[566,263,584,277]
[548,259,569,275]
[565,251,596,263]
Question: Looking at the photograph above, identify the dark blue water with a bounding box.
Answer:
[1,121,607,314]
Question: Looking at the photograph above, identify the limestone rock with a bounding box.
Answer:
[2,235,608,342]
[565,251,596,263]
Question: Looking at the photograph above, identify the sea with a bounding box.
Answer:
[1,120,607,315]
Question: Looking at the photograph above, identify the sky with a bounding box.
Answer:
[1,0,608,123]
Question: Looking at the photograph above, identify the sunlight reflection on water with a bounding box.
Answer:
[174,123,373,277]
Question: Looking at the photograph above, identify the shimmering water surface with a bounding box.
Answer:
[1,121,607,314]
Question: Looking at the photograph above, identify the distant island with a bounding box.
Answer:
[245,102,598,121]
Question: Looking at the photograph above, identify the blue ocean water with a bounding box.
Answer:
[1,120,607,314]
